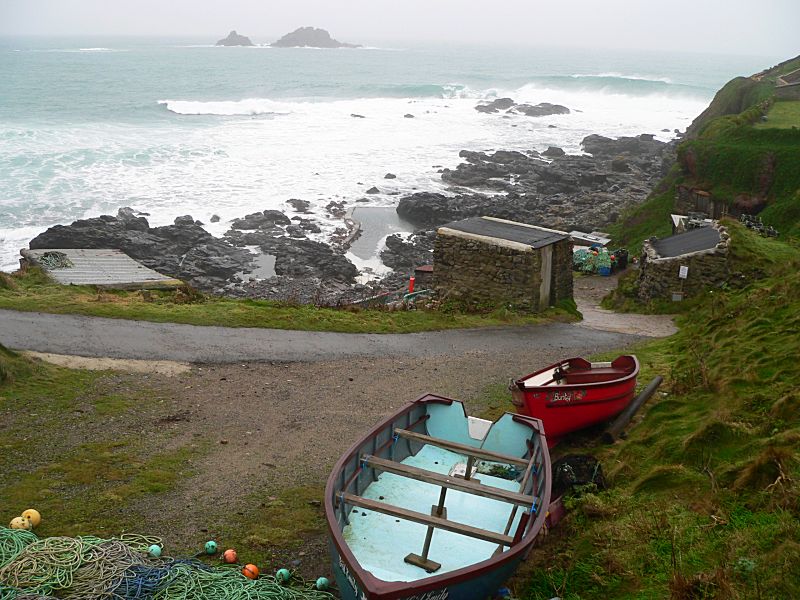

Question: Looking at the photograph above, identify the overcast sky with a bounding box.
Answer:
[1,0,798,56]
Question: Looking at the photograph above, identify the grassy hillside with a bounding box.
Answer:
[520,227,800,599]
[611,55,800,251]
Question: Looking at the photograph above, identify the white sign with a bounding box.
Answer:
[679,265,689,279]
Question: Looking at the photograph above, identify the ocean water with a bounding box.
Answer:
[0,37,778,271]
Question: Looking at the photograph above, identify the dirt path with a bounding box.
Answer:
[574,273,677,337]
[7,273,676,579]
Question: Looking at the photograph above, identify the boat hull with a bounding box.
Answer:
[511,356,639,445]
[325,393,551,600]
[331,540,522,600]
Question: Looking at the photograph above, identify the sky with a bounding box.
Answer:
[1,0,799,57]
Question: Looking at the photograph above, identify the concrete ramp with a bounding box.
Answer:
[21,248,182,289]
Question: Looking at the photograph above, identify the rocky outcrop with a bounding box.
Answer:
[29,208,253,291]
[475,98,570,117]
[216,31,254,46]
[224,208,357,284]
[380,232,435,272]
[512,103,570,117]
[271,27,359,48]
[397,134,672,233]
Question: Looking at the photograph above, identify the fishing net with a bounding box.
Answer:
[551,454,607,498]
[0,529,334,600]
[37,252,73,270]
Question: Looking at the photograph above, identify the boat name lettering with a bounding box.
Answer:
[547,390,586,404]
[338,556,368,600]
[403,589,449,600]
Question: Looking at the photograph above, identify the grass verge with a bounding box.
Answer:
[507,230,800,598]
[0,268,573,334]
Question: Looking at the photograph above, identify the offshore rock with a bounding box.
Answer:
[216,31,254,46]
[271,27,360,48]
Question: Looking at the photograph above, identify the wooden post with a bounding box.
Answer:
[405,487,447,573]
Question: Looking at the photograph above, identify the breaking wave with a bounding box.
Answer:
[158,98,289,116]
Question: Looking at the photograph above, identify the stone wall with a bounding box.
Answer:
[433,233,572,311]
[638,224,730,302]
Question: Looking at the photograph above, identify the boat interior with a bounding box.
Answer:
[520,356,636,388]
[332,400,547,583]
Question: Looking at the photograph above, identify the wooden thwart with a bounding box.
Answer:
[363,455,533,507]
[393,428,529,467]
[340,493,514,547]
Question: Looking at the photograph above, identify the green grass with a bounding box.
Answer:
[512,230,800,599]
[0,351,208,537]
[754,100,800,130]
[0,268,573,334]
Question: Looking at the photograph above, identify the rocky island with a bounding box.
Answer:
[215,30,254,46]
[271,27,360,48]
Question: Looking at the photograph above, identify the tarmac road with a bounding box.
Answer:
[0,309,644,363]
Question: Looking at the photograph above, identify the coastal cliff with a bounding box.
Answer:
[611,54,800,246]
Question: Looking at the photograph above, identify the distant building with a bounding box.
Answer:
[433,216,572,312]
[775,68,800,100]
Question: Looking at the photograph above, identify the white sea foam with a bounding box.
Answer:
[158,98,292,116]
[571,72,674,84]
[0,81,709,271]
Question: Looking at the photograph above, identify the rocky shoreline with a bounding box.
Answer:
[27,130,675,305]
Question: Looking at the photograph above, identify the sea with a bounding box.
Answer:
[0,36,780,273]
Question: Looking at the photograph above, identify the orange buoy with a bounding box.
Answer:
[242,563,260,580]
[222,548,238,564]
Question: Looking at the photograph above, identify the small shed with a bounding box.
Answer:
[433,216,572,311]
[20,248,183,289]
[638,223,729,302]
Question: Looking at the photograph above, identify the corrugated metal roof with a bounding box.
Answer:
[21,248,183,289]
[440,217,568,249]
[652,227,721,258]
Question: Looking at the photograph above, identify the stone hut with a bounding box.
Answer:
[638,222,730,302]
[776,68,800,100]
[433,216,572,311]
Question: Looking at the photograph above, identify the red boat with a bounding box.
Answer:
[510,355,640,446]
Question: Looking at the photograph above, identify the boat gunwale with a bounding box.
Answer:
[324,392,552,600]
[514,355,640,391]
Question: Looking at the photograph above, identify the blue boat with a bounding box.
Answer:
[325,393,552,600]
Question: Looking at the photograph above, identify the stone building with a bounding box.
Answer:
[775,68,800,100]
[638,222,730,302]
[433,216,572,311]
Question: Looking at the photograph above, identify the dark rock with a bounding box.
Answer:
[475,97,516,113]
[116,207,149,231]
[230,210,291,229]
[173,215,197,227]
[271,27,360,48]
[29,208,252,290]
[404,114,415,119]
[287,198,311,213]
[611,157,631,173]
[258,237,357,283]
[325,200,347,218]
[512,103,570,117]
[210,214,221,223]
[365,186,380,194]
[542,146,566,158]
[581,134,666,158]
[351,114,365,119]
[216,30,254,46]
[380,232,435,271]
[384,173,397,179]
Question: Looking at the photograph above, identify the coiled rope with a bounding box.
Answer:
[0,529,334,600]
